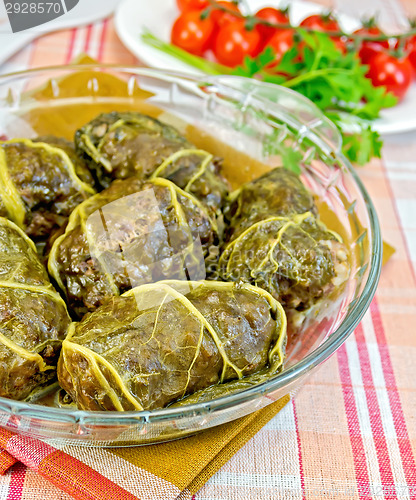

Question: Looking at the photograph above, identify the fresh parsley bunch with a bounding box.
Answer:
[233,29,397,165]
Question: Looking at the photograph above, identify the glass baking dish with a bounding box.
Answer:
[0,66,381,446]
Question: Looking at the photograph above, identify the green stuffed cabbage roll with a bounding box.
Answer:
[0,137,95,240]
[48,177,218,318]
[74,111,229,216]
[34,135,95,186]
[218,168,350,313]
[224,167,317,240]
[57,280,286,411]
[0,217,70,401]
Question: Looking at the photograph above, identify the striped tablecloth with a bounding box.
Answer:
[0,1,415,499]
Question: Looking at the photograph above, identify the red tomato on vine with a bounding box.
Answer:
[171,10,214,56]
[354,25,389,64]
[210,1,241,28]
[366,51,412,100]
[213,20,260,66]
[176,0,209,13]
[266,29,298,67]
[254,7,290,40]
[299,13,340,33]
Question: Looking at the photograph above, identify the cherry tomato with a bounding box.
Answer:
[354,26,389,64]
[407,38,416,73]
[266,29,296,67]
[171,10,214,56]
[176,0,209,13]
[299,13,340,33]
[366,51,412,100]
[213,21,260,67]
[210,1,241,28]
[332,36,347,54]
[393,36,416,76]
[254,7,290,40]
[402,35,416,74]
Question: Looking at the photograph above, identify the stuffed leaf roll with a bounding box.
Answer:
[218,168,350,313]
[34,135,95,186]
[0,217,70,401]
[0,137,95,239]
[224,167,317,240]
[57,280,286,411]
[75,112,229,216]
[48,177,218,318]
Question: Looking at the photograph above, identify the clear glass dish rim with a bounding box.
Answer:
[0,64,382,424]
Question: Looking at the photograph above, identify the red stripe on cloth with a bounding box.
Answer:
[6,435,55,470]
[6,462,26,500]
[38,450,140,500]
[0,429,140,500]
[98,19,108,62]
[354,324,396,492]
[337,345,372,500]
[371,299,416,487]
[65,28,78,64]
[0,449,17,475]
[84,24,93,53]
[0,427,16,449]
[292,401,306,500]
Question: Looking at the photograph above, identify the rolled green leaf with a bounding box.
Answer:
[0,217,71,401]
[58,280,287,411]
[75,111,229,218]
[224,168,317,240]
[48,177,219,318]
[218,168,350,313]
[0,137,95,240]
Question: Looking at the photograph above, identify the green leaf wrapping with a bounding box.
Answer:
[224,168,317,240]
[0,137,95,239]
[57,280,287,411]
[0,217,71,401]
[218,168,350,312]
[48,177,219,318]
[74,112,230,217]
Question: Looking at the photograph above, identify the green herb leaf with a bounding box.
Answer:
[263,128,303,175]
[281,148,303,175]
[327,112,383,165]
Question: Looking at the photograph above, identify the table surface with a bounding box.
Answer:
[0,0,415,499]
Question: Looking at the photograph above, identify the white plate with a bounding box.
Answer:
[115,0,416,135]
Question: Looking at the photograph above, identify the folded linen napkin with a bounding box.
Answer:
[0,395,289,500]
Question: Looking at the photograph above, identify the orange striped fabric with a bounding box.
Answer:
[38,452,140,500]
[0,450,17,475]
[0,427,153,500]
